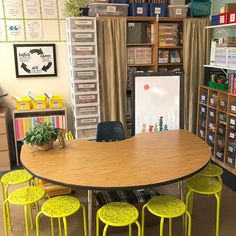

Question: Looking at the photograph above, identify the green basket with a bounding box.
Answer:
[189,0,211,17]
[216,83,227,91]
[208,81,216,89]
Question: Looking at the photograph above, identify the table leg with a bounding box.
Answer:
[88,190,93,236]
[178,181,185,236]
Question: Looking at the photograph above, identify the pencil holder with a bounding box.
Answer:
[149,3,167,17]
[129,3,148,16]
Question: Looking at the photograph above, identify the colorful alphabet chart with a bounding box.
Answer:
[0,0,67,42]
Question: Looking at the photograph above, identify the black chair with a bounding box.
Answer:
[96,121,126,142]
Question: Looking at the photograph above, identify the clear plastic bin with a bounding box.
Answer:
[75,70,97,80]
[76,106,99,116]
[76,83,97,92]
[74,94,98,104]
[67,18,95,30]
[69,45,95,56]
[76,128,97,139]
[89,3,129,16]
[168,5,189,17]
[76,117,99,127]
[71,57,96,69]
[70,32,95,43]
[168,0,185,5]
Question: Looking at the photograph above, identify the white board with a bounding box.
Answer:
[135,75,180,134]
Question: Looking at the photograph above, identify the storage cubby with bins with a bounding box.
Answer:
[197,85,236,175]
[66,17,100,140]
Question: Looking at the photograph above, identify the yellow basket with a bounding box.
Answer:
[49,95,63,109]
[32,96,47,110]
[16,97,31,110]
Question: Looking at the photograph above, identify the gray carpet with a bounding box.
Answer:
[0,182,235,236]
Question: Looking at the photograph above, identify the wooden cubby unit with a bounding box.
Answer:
[197,85,236,175]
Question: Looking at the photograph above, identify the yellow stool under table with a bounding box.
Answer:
[36,195,87,236]
[3,185,45,236]
[96,202,141,236]
[186,175,222,236]
[142,195,191,236]
[1,169,35,230]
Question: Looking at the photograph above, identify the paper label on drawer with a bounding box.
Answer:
[230,119,235,125]
[209,135,213,141]
[36,102,44,108]
[219,128,224,134]
[154,7,161,14]
[201,95,206,100]
[80,107,96,113]
[231,105,236,111]
[210,98,215,105]
[229,132,235,138]
[219,114,224,120]
[75,47,93,51]
[218,140,223,146]
[76,59,94,65]
[107,6,116,13]
[79,95,96,100]
[20,103,27,109]
[77,71,94,76]
[209,123,213,128]
[228,146,233,152]
[137,7,143,14]
[75,33,92,39]
[80,118,97,124]
[216,152,222,158]
[78,84,95,89]
[219,15,225,24]
[220,100,225,106]
[75,20,92,25]
[201,107,205,113]
[175,8,182,15]
[128,23,135,27]
[209,111,214,117]
[228,157,233,164]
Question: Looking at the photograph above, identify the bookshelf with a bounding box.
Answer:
[12,108,67,166]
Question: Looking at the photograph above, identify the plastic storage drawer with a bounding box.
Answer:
[67,18,95,30]
[76,117,99,127]
[69,45,96,56]
[76,106,98,116]
[229,103,236,113]
[226,155,235,167]
[219,99,227,111]
[218,126,225,136]
[73,82,97,93]
[200,93,207,104]
[74,94,98,104]
[198,128,205,140]
[167,5,188,17]
[74,70,97,81]
[208,109,216,121]
[69,32,95,43]
[227,142,236,155]
[71,58,96,69]
[207,132,215,145]
[200,106,207,117]
[168,0,185,4]
[215,150,224,161]
[229,116,236,129]
[219,113,227,125]
[89,3,129,16]
[76,128,97,139]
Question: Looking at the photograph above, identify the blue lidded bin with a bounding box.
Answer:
[129,3,148,16]
[149,3,167,17]
[211,15,218,26]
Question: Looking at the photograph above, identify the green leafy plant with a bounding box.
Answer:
[24,122,59,146]
[65,0,88,17]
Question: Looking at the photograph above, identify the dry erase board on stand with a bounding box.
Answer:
[132,73,184,135]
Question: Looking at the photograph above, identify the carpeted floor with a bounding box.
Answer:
[0,182,235,236]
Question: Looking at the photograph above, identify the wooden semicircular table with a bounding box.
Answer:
[21,129,211,236]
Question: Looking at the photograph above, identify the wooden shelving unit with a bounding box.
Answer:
[197,85,236,175]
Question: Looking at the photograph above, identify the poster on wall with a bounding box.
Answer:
[13,44,57,77]
[133,74,183,135]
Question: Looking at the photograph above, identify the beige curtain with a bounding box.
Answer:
[183,18,211,133]
[96,17,127,129]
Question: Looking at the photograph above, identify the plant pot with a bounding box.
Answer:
[36,140,53,151]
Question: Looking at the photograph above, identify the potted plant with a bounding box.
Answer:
[24,122,59,151]
[65,0,89,17]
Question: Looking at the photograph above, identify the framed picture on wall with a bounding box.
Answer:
[13,44,57,78]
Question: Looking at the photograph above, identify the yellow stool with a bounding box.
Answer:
[186,176,222,236]
[96,202,141,236]
[142,196,191,236]
[3,186,45,236]
[1,169,35,230]
[36,195,87,236]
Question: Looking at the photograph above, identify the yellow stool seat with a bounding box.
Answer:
[8,186,45,205]
[199,163,223,178]
[1,169,33,185]
[3,186,45,236]
[147,196,186,218]
[186,176,222,194]
[41,195,81,218]
[142,196,191,236]
[36,196,87,236]
[96,202,141,236]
